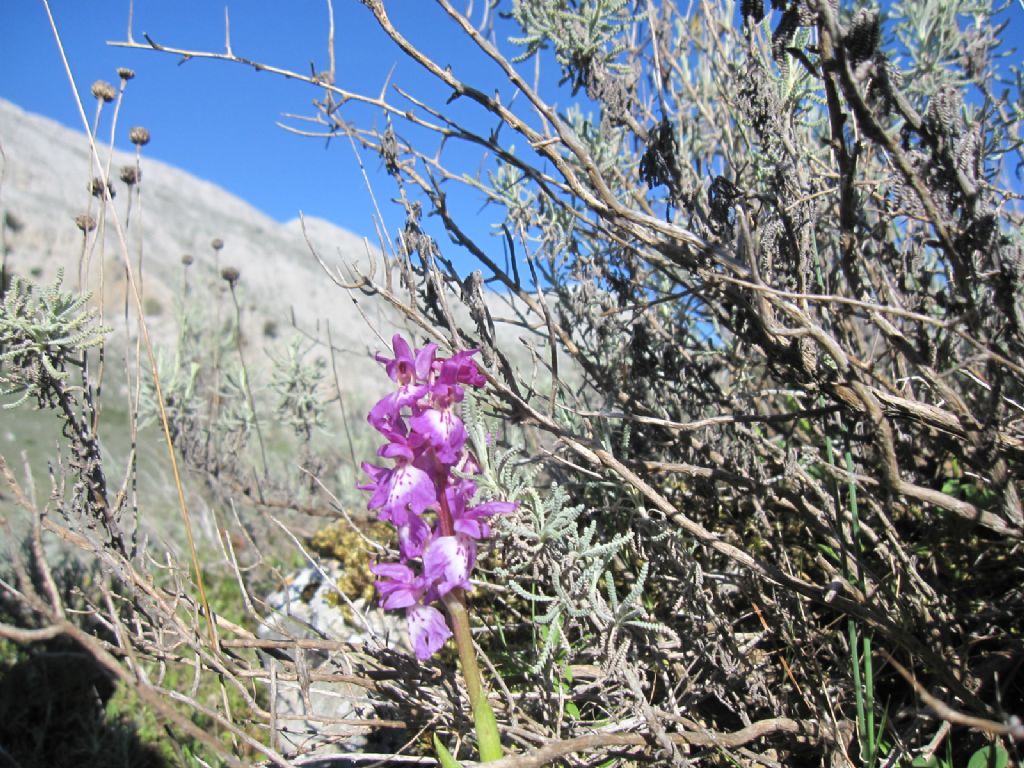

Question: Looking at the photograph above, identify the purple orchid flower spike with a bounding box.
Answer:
[359,334,515,660]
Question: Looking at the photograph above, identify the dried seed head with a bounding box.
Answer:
[798,336,819,375]
[88,177,115,199]
[4,211,24,233]
[129,126,151,146]
[91,80,116,102]
[843,9,881,67]
[221,266,240,285]
[211,238,224,252]
[75,214,97,232]
[119,165,140,186]
[741,0,765,25]
[181,253,194,267]
[117,67,135,81]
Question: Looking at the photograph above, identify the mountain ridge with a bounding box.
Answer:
[0,96,393,386]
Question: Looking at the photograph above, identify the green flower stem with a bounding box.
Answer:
[432,448,502,760]
[442,588,503,762]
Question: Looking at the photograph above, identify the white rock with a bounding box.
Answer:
[258,560,410,757]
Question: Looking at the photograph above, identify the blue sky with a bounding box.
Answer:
[2,2,513,249]
[2,2,1022,257]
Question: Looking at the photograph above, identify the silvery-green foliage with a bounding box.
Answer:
[596,562,677,669]
[137,345,200,431]
[217,364,258,451]
[535,195,577,265]
[562,105,624,180]
[0,269,109,409]
[268,337,327,441]
[139,295,223,445]
[508,0,633,75]
[0,269,123,551]
[464,392,668,672]
[487,159,535,235]
[889,0,999,99]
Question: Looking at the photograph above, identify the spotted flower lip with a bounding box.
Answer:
[359,335,514,660]
[359,454,435,527]
[371,560,451,658]
[406,603,451,659]
[423,535,475,596]
[409,407,467,464]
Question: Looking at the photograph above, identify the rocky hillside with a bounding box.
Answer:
[0,96,400,392]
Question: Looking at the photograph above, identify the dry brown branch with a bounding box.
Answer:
[879,650,1024,743]
[460,716,836,768]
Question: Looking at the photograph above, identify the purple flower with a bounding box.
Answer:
[376,334,436,386]
[444,479,513,540]
[423,535,475,596]
[359,334,514,659]
[409,407,467,464]
[457,500,516,540]
[371,561,425,610]
[372,561,452,659]
[407,603,452,660]
[361,442,436,526]
[396,513,432,560]
[442,349,486,388]
[368,385,424,440]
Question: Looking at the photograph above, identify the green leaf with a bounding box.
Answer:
[473,694,504,762]
[910,756,943,768]
[966,745,1008,768]
[565,700,581,719]
[817,543,839,562]
[433,733,464,768]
